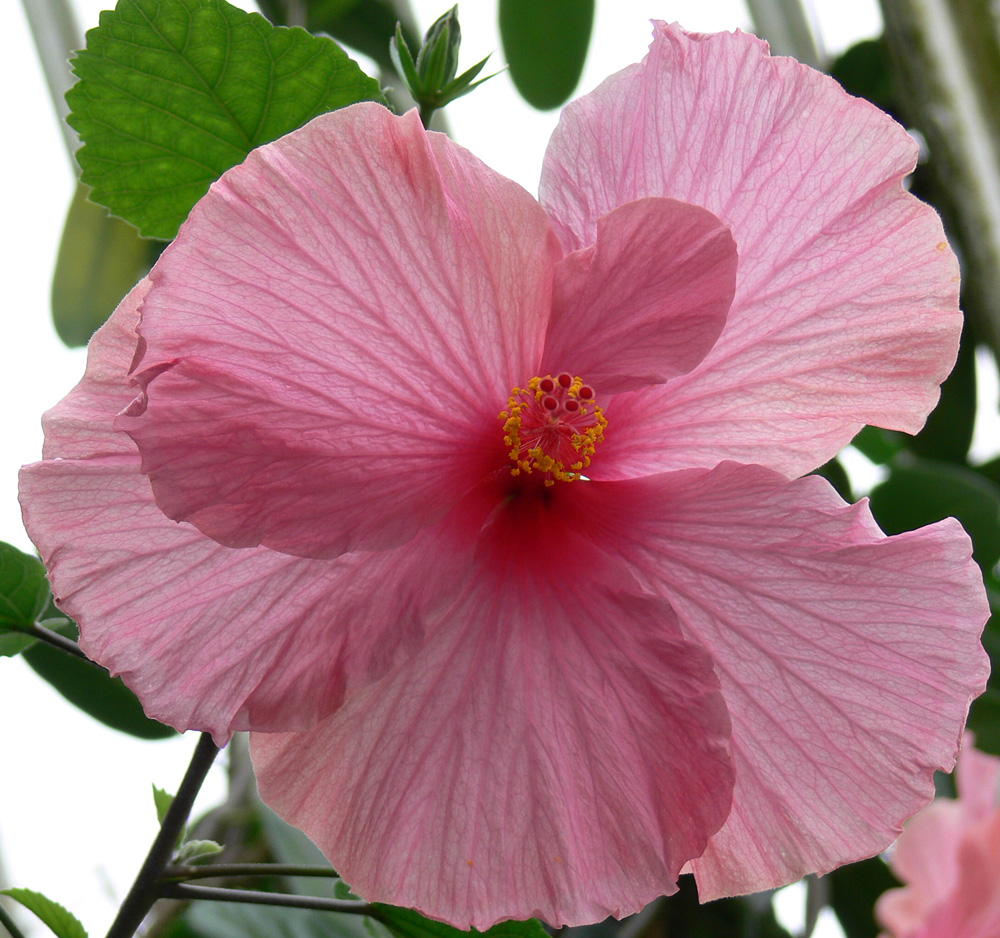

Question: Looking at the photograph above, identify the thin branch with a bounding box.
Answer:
[163,863,340,882]
[158,883,374,915]
[106,733,220,938]
[0,903,28,938]
[21,621,88,660]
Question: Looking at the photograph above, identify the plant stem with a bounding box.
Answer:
[163,863,340,882]
[23,622,88,660]
[158,883,374,915]
[418,102,436,129]
[105,733,220,938]
[0,902,28,938]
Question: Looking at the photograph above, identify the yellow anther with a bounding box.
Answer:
[498,374,606,483]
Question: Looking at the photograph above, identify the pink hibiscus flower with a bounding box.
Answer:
[19,22,990,930]
[877,738,1000,938]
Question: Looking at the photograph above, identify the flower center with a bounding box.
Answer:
[499,373,607,485]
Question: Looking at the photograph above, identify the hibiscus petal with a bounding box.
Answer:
[19,285,465,742]
[122,102,560,558]
[956,737,1000,814]
[541,198,736,393]
[540,24,960,477]
[251,515,734,929]
[569,463,989,898]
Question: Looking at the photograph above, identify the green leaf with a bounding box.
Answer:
[812,456,852,502]
[67,0,386,240]
[499,0,594,110]
[175,839,224,862]
[968,685,1000,756]
[22,636,176,739]
[826,856,899,938]
[867,458,1000,570]
[850,426,906,466]
[52,183,163,348]
[830,37,898,116]
[153,785,175,824]
[0,889,88,938]
[0,542,49,629]
[373,906,547,938]
[908,326,977,464]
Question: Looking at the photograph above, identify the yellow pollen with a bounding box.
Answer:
[498,373,606,484]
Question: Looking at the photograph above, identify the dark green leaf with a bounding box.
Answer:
[968,686,1000,756]
[826,856,899,938]
[22,636,175,739]
[52,183,163,347]
[499,0,594,109]
[256,0,418,77]
[68,0,386,239]
[0,889,88,938]
[154,785,175,824]
[908,326,977,463]
[867,458,1000,570]
[812,457,852,502]
[850,425,906,465]
[0,542,49,629]
[976,454,1000,487]
[374,906,547,938]
[830,37,898,116]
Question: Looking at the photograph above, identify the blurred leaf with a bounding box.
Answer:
[867,458,1000,569]
[812,457,853,502]
[154,785,175,824]
[499,0,594,109]
[175,839,224,862]
[826,856,899,938]
[52,183,162,347]
[257,0,419,75]
[851,426,906,465]
[977,454,1000,487]
[67,0,386,239]
[0,889,88,938]
[908,327,977,463]
[22,635,175,739]
[374,907,546,938]
[830,37,897,115]
[968,686,1000,756]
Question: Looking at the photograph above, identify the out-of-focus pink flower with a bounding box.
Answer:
[19,22,990,929]
[877,739,1000,938]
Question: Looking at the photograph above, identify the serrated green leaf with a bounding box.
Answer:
[153,784,175,824]
[0,542,49,629]
[52,182,162,348]
[175,839,224,862]
[68,0,386,239]
[22,638,176,739]
[374,905,547,938]
[1,889,88,938]
[499,0,594,110]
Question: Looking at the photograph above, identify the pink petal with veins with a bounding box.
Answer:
[542,23,960,478]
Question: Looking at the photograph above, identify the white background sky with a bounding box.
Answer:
[0,1,972,937]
